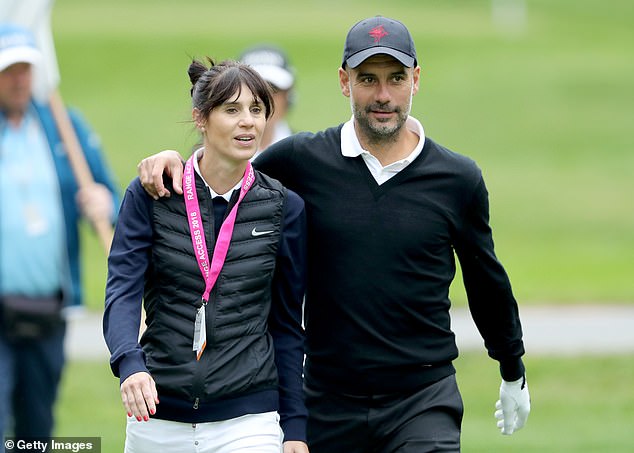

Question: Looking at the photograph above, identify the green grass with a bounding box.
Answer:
[55,354,634,453]
[54,361,124,453]
[456,353,634,452]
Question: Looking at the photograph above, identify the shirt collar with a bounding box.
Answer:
[340,115,426,165]
[192,148,242,201]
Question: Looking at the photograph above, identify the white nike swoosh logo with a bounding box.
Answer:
[251,227,274,237]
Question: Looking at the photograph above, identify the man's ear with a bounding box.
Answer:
[339,68,351,98]
[411,66,421,96]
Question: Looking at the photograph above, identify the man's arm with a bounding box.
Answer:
[453,175,530,435]
[136,135,298,199]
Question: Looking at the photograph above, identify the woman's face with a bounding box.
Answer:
[199,83,267,164]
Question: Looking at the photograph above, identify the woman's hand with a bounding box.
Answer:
[284,441,309,453]
[120,371,159,422]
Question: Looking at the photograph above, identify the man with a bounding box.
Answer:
[238,44,296,157]
[137,16,530,452]
[0,23,119,440]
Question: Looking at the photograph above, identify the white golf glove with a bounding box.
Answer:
[495,375,530,435]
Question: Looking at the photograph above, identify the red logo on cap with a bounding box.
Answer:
[369,25,388,43]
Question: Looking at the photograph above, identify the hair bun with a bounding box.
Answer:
[188,59,208,86]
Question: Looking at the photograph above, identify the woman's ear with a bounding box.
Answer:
[192,108,205,131]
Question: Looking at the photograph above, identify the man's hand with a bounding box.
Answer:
[495,376,530,435]
[76,183,113,225]
[137,150,185,199]
[120,372,159,422]
[283,441,309,453]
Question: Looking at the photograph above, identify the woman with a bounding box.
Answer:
[103,59,308,453]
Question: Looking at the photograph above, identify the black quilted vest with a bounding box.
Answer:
[140,170,286,404]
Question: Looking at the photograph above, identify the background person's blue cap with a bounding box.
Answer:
[0,23,42,72]
[239,45,295,91]
[342,16,417,69]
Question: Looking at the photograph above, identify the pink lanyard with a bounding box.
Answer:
[183,154,255,302]
[184,154,255,360]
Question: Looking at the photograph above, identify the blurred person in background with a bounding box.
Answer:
[0,23,119,440]
[103,58,308,453]
[136,15,531,453]
[238,44,296,158]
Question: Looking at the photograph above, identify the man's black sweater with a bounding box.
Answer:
[255,125,525,395]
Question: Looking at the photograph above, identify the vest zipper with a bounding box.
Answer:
[190,195,216,412]
[190,192,231,413]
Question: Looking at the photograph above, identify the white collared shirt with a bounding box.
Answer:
[192,148,242,201]
[340,116,426,185]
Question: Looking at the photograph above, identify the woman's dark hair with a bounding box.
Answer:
[188,57,274,121]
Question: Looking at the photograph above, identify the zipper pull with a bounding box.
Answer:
[193,397,199,409]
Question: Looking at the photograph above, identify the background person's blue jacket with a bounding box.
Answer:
[32,100,120,309]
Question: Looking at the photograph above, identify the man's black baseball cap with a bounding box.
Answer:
[342,16,417,69]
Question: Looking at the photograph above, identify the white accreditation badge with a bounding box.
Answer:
[193,302,207,360]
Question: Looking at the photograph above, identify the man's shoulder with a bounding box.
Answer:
[269,124,343,149]
[255,124,343,174]
[424,137,481,175]
[298,124,343,144]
